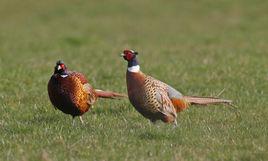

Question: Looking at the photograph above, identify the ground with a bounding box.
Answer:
[0,0,267,160]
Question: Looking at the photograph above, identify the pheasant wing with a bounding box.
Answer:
[82,83,97,105]
[148,77,177,117]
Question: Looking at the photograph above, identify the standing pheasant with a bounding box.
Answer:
[121,49,232,125]
[48,60,126,124]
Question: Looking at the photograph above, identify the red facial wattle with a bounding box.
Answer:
[123,51,134,61]
[126,53,133,60]
[60,64,65,70]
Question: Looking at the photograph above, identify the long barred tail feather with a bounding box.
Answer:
[183,95,240,119]
[183,96,232,106]
[95,89,127,99]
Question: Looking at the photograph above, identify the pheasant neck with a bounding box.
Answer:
[127,58,140,73]
[60,74,68,78]
[59,71,68,78]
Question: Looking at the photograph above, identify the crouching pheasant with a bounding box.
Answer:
[121,49,232,125]
[48,60,126,124]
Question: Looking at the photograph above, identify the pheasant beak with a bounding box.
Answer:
[120,53,125,57]
[57,65,62,70]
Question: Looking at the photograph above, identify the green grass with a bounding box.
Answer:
[0,0,267,160]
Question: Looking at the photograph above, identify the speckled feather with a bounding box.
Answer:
[127,71,187,123]
[144,75,177,118]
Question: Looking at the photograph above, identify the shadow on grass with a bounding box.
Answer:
[27,114,60,125]
[137,130,181,142]
[91,105,130,115]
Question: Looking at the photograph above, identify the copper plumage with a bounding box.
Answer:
[48,60,126,123]
[122,49,232,125]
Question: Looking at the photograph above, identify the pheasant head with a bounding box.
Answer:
[121,49,140,72]
[54,60,68,77]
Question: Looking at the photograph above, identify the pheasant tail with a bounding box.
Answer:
[95,89,127,99]
[183,96,232,105]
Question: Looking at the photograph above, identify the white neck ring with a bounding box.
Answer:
[60,74,68,78]
[127,65,140,73]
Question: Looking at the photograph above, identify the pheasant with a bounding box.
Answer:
[121,49,232,125]
[48,60,126,124]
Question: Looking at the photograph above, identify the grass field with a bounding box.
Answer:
[0,0,267,160]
